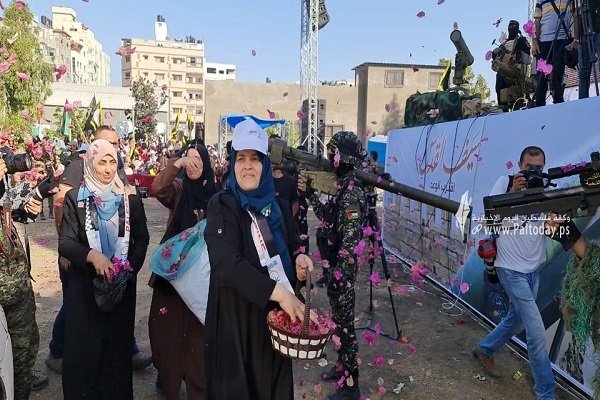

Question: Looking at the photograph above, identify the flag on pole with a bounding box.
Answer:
[437,60,452,91]
[59,100,72,140]
[186,112,194,134]
[170,111,181,141]
[98,99,104,126]
[84,95,99,133]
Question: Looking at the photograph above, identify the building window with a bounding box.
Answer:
[196,107,203,115]
[226,69,235,75]
[188,92,202,100]
[155,56,165,63]
[155,73,165,80]
[194,77,202,84]
[125,72,131,79]
[143,72,148,77]
[173,107,183,114]
[125,56,130,63]
[173,57,185,64]
[429,72,443,89]
[207,67,216,74]
[143,54,148,60]
[384,70,404,88]
[189,57,197,64]
[172,91,182,97]
[172,74,183,81]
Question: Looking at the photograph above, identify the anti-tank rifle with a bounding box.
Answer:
[483,152,600,222]
[268,137,468,218]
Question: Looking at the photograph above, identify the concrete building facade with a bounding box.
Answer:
[204,62,448,148]
[38,16,73,83]
[121,15,206,136]
[205,62,236,81]
[50,6,111,86]
[353,62,449,138]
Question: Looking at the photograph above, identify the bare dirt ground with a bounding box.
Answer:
[25,198,575,399]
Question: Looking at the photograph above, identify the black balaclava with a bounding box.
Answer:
[508,20,520,40]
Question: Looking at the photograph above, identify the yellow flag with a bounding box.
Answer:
[437,61,452,91]
[171,111,181,141]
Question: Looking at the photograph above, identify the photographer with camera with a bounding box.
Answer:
[0,152,53,398]
[473,146,557,400]
[300,131,367,400]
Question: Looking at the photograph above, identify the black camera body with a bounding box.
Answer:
[2,152,32,175]
[519,165,545,189]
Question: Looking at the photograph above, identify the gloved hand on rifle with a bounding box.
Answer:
[297,174,316,198]
[477,238,499,284]
[545,213,582,251]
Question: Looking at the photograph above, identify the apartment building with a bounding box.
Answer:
[51,6,110,86]
[205,62,236,81]
[121,15,206,136]
[37,15,72,83]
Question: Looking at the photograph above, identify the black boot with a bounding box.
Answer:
[320,366,343,381]
[327,384,360,400]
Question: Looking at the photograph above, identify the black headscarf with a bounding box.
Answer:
[161,143,218,243]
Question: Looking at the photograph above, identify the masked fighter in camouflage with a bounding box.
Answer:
[300,131,367,400]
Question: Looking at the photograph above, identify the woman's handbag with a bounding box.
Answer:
[92,270,133,312]
[149,219,211,323]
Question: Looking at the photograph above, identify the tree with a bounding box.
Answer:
[438,58,491,101]
[125,77,167,142]
[0,1,54,136]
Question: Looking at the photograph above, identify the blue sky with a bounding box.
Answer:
[29,0,530,91]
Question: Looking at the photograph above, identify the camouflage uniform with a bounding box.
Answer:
[0,228,38,400]
[309,131,367,391]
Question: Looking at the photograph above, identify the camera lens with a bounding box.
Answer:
[3,153,33,174]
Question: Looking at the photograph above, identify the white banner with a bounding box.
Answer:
[384,97,600,396]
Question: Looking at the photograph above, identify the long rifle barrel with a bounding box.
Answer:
[269,138,464,215]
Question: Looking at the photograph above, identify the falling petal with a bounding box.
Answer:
[411,65,419,72]
[493,18,503,28]
[438,0,445,4]
[159,307,168,315]
[506,161,513,169]
[267,109,276,119]
[297,109,306,119]
[453,22,459,30]
[416,11,425,18]
[460,282,470,293]
[370,120,377,125]
[384,103,391,112]
[16,72,29,81]
[14,1,25,10]
[485,51,494,61]
[251,49,257,56]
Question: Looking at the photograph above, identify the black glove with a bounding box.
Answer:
[548,219,582,251]
[484,261,499,284]
[32,167,58,201]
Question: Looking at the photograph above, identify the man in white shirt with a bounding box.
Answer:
[473,146,557,400]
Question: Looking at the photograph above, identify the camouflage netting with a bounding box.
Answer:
[561,242,600,397]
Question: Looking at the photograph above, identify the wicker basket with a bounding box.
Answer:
[267,273,332,360]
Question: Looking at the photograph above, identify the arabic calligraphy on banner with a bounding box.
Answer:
[416,131,481,176]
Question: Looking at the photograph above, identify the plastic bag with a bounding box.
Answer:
[150,220,206,280]
[92,270,132,312]
[150,219,211,323]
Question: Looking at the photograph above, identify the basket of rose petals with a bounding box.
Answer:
[267,274,335,360]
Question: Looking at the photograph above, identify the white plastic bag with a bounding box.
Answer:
[170,246,211,324]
